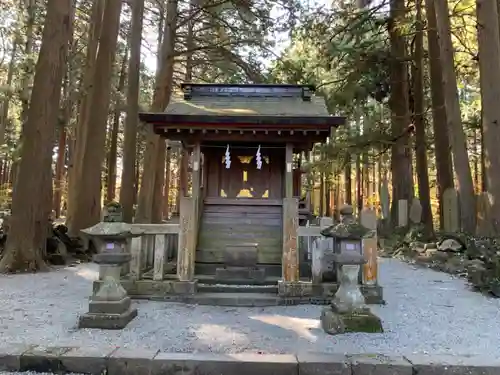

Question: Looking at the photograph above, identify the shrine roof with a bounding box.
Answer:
[163,94,330,117]
[139,83,345,128]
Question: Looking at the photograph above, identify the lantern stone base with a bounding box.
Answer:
[320,307,383,335]
[92,279,198,297]
[277,281,384,304]
[79,275,138,330]
[78,304,138,330]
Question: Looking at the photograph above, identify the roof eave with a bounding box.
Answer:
[138,112,346,128]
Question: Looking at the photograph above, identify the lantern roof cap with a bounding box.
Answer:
[320,222,373,240]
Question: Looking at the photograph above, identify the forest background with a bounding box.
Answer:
[0,0,497,274]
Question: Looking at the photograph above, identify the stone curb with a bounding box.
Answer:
[1,345,499,375]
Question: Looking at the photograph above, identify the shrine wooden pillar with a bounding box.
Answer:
[293,153,302,197]
[282,143,299,282]
[177,142,201,282]
[179,147,189,197]
[191,142,201,204]
[285,143,293,199]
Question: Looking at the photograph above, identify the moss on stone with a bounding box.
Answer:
[321,308,383,335]
[341,311,384,333]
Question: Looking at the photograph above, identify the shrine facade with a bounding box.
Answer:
[139,83,345,284]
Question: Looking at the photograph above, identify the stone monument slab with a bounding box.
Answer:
[216,243,265,283]
[397,200,408,227]
[224,243,258,268]
[409,198,423,224]
[443,188,459,232]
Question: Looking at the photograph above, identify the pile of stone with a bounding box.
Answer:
[386,231,500,298]
[0,217,90,265]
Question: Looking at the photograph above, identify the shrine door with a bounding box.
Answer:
[204,147,284,200]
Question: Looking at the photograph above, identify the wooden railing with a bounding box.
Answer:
[129,224,180,281]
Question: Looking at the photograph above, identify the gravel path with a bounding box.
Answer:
[1,258,499,357]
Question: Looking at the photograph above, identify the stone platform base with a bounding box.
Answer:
[78,307,138,330]
[320,307,383,334]
[92,279,198,298]
[1,344,498,375]
[90,279,383,306]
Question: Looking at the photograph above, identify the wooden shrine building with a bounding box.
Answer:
[139,83,345,287]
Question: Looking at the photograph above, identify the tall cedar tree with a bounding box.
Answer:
[0,0,72,272]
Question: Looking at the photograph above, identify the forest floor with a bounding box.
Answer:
[0,259,499,358]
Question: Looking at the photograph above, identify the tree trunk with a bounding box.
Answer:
[53,123,66,218]
[71,0,123,232]
[0,39,17,147]
[481,117,487,192]
[53,23,76,219]
[473,128,479,191]
[152,140,166,222]
[325,176,331,217]
[388,0,413,225]
[10,0,36,190]
[185,0,195,82]
[120,0,144,223]
[106,47,128,203]
[0,0,72,273]
[476,0,500,234]
[20,0,36,126]
[434,0,476,233]
[135,0,178,223]
[424,0,454,230]
[163,145,171,219]
[66,0,105,233]
[344,154,352,205]
[413,0,433,233]
[355,113,362,213]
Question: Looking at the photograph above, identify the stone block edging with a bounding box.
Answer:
[0,344,499,375]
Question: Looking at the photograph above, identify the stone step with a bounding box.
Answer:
[187,292,283,307]
[195,274,279,286]
[197,283,278,294]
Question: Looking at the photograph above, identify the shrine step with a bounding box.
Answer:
[195,274,279,286]
[197,283,278,294]
[188,292,281,307]
[195,263,282,278]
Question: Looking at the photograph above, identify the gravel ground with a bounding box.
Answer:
[1,258,500,357]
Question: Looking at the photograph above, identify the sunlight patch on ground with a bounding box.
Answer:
[249,314,319,341]
[192,324,249,348]
[67,265,99,281]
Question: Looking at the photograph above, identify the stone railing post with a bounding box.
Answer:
[177,197,196,281]
[360,208,378,285]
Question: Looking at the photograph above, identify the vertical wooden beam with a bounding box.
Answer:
[282,197,299,282]
[191,142,202,255]
[285,143,293,198]
[129,236,142,280]
[177,196,195,281]
[179,147,189,197]
[191,142,201,202]
[153,234,166,281]
[360,208,378,285]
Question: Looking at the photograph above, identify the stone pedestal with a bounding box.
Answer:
[79,275,138,329]
[78,222,143,330]
[320,253,383,335]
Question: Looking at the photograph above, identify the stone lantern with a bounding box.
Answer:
[321,205,367,282]
[78,222,143,330]
[319,204,383,335]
